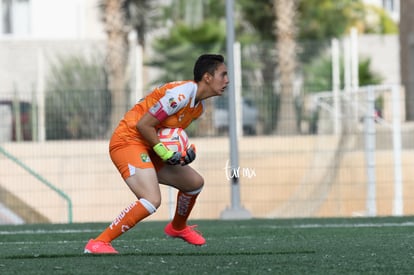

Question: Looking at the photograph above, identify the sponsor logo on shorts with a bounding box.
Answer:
[141,153,151,163]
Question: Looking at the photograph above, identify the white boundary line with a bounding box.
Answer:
[0,229,99,235]
[252,221,414,229]
[1,221,414,236]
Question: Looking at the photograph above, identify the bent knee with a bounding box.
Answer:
[187,174,204,193]
[151,198,162,209]
[140,197,161,210]
[195,175,204,189]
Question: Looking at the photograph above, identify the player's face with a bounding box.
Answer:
[210,63,229,96]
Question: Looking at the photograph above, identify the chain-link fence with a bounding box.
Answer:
[1,36,413,224]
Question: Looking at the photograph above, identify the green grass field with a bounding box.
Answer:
[1,217,413,274]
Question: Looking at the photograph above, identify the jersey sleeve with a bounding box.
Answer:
[148,83,194,122]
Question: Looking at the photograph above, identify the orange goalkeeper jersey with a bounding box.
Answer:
[113,80,204,144]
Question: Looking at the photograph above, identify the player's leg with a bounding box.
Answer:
[158,164,204,228]
[92,169,159,243]
[84,139,159,254]
[157,165,206,245]
[158,164,204,192]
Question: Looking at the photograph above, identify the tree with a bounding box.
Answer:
[124,0,154,48]
[274,0,299,135]
[100,0,155,135]
[239,0,366,62]
[101,0,129,135]
[400,0,414,121]
[303,56,383,92]
[150,0,228,85]
[238,0,398,134]
[147,1,226,136]
[361,4,398,34]
[148,21,226,84]
[237,0,367,134]
[45,56,110,139]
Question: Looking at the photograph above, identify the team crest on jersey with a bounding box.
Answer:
[140,153,151,163]
[169,97,178,108]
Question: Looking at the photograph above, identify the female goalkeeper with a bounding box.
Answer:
[84,54,229,254]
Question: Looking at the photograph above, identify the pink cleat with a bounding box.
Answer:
[84,239,119,254]
[164,222,206,246]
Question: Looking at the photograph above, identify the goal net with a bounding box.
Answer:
[272,84,404,217]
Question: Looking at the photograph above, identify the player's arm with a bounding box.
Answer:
[136,109,182,165]
[136,112,161,147]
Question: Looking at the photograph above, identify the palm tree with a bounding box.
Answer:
[274,0,299,135]
[100,0,154,135]
[101,0,129,134]
[148,1,225,136]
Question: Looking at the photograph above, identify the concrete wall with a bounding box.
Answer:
[1,135,413,224]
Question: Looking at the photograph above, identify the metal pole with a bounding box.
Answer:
[13,87,22,141]
[343,37,351,94]
[220,0,251,219]
[225,0,239,210]
[331,38,341,135]
[392,85,403,216]
[135,44,143,102]
[364,86,376,216]
[350,28,359,120]
[36,48,46,141]
[234,42,243,137]
[343,36,353,130]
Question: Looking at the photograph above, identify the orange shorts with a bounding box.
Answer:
[109,134,164,180]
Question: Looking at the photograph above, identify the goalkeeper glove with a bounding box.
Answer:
[153,143,182,165]
[182,144,196,165]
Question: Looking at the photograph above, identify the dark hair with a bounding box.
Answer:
[193,54,225,82]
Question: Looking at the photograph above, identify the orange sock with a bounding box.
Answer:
[171,188,202,230]
[96,199,156,243]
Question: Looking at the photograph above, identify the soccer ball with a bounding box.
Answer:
[157,127,189,153]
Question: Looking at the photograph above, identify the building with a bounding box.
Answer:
[0,0,105,39]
